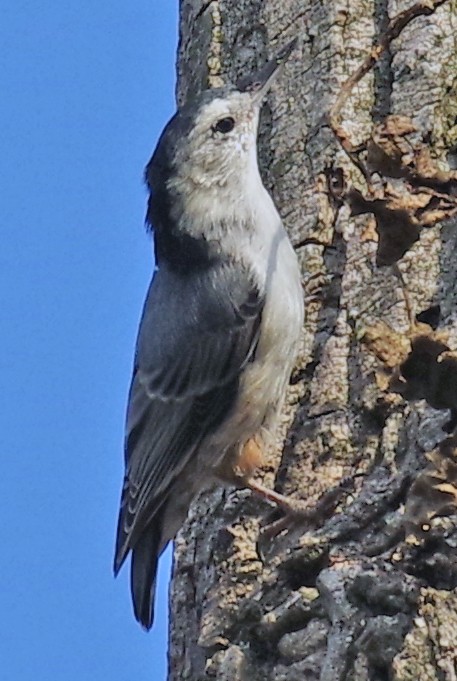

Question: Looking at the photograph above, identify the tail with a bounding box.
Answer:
[114,505,163,631]
[114,472,169,631]
[130,526,162,630]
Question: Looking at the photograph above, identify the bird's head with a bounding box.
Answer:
[146,38,297,197]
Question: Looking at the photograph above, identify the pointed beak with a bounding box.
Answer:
[237,37,297,104]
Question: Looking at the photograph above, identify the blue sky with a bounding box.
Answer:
[1,2,177,679]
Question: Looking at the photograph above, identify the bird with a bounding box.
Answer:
[114,38,304,630]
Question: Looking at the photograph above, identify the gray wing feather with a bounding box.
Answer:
[114,259,263,572]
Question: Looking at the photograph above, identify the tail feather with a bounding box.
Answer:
[130,527,161,630]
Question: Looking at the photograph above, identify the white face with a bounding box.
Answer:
[174,92,260,190]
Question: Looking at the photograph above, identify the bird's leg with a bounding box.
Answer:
[236,438,320,516]
[245,478,313,516]
[245,478,325,544]
[229,439,357,545]
[253,475,357,543]
[235,438,350,524]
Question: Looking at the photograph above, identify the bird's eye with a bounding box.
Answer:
[212,116,235,134]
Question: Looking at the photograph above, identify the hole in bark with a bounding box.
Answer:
[447,145,457,170]
[279,548,330,589]
[347,570,418,616]
[415,304,441,330]
[444,408,457,433]
[403,538,457,591]
[361,402,390,431]
[368,662,392,681]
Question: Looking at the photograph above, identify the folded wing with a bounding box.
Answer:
[114,259,264,574]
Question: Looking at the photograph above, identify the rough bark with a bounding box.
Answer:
[169,1,457,679]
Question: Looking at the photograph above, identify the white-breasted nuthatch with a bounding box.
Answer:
[114,38,304,630]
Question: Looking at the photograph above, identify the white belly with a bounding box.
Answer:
[190,177,304,466]
[209,212,304,468]
[238,224,303,438]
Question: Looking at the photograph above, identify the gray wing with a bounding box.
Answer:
[114,259,263,571]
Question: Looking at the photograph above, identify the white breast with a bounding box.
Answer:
[236,186,304,437]
[178,161,304,451]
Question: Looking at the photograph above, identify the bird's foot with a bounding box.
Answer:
[248,477,354,541]
[246,479,312,516]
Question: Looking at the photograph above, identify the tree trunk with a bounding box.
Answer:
[169,1,457,679]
